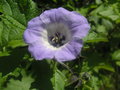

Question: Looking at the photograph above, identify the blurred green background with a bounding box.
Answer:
[0,0,120,90]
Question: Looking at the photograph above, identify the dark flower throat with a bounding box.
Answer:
[49,32,65,47]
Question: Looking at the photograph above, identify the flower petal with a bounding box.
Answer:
[56,8,89,25]
[71,11,88,25]
[55,39,83,62]
[56,7,72,22]
[40,7,71,23]
[40,9,57,24]
[23,29,42,44]
[28,42,56,60]
[27,17,44,30]
[71,24,90,39]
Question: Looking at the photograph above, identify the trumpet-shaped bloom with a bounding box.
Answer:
[24,7,90,62]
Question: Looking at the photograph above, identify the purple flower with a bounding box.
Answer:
[23,7,90,62]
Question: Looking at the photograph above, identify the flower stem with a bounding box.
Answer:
[58,61,74,74]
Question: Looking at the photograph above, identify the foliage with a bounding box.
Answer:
[0,0,120,90]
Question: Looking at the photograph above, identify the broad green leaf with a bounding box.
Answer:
[26,0,39,21]
[112,50,120,60]
[0,68,20,89]
[0,17,25,47]
[0,0,26,48]
[53,0,57,3]
[84,75,99,90]
[96,25,107,35]
[7,40,27,48]
[77,8,89,16]
[116,61,120,66]
[0,1,2,12]
[99,6,119,21]
[15,0,39,21]
[95,0,102,4]
[0,21,3,45]
[3,70,34,90]
[3,15,25,29]
[2,0,26,25]
[102,19,114,30]
[90,5,105,15]
[83,31,108,43]
[90,76,99,90]
[1,0,12,16]
[0,73,3,89]
[89,15,100,24]
[51,69,67,90]
[94,64,115,72]
[0,51,10,57]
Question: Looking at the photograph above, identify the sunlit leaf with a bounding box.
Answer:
[95,0,102,4]
[116,61,120,66]
[83,31,108,43]
[51,69,67,90]
[94,64,115,72]
[112,50,120,60]
[7,40,27,48]
[99,6,119,21]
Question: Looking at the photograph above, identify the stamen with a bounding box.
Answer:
[49,32,66,47]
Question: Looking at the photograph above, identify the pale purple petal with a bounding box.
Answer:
[56,7,72,22]
[24,17,45,44]
[72,11,88,24]
[71,24,90,38]
[40,9,57,24]
[23,29,41,44]
[69,14,89,27]
[56,8,89,25]
[27,17,44,30]
[28,42,56,60]
[55,39,83,61]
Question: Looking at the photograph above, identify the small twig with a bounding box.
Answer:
[58,61,74,74]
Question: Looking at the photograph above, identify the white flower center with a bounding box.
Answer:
[41,23,71,50]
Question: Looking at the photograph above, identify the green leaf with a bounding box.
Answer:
[2,0,26,25]
[7,40,27,48]
[116,61,120,66]
[51,69,67,90]
[0,17,25,47]
[26,0,39,21]
[15,0,39,21]
[0,0,26,48]
[90,5,105,15]
[0,68,20,89]
[0,21,3,45]
[94,64,115,72]
[96,25,107,35]
[0,73,4,89]
[3,15,25,29]
[83,31,108,43]
[1,0,12,16]
[99,6,119,21]
[112,50,120,60]
[102,19,114,30]
[3,70,34,90]
[77,8,89,16]
[83,75,100,90]
[0,1,2,12]
[89,76,99,90]
[95,0,102,4]
[0,15,25,47]
[0,51,10,57]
